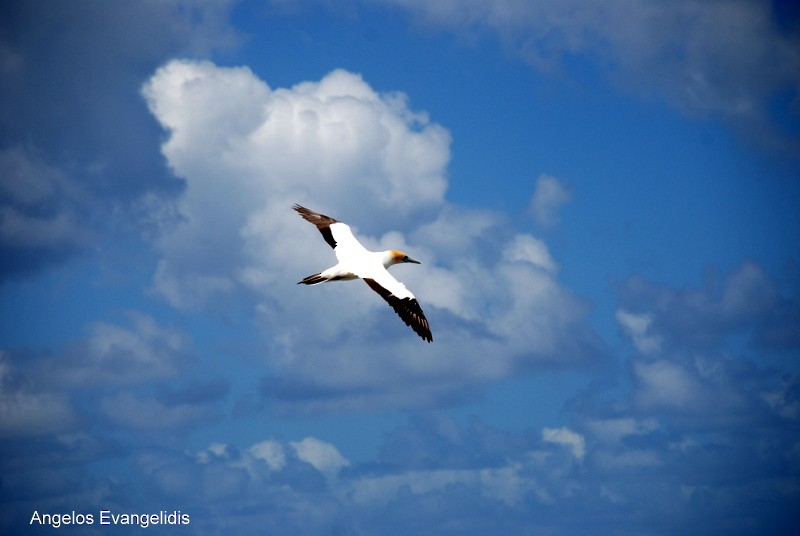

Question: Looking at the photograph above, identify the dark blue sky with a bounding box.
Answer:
[2,1,799,534]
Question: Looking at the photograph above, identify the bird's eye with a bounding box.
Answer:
[402,256,409,262]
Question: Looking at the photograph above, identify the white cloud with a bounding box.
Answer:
[290,437,350,476]
[584,417,658,445]
[593,449,662,470]
[529,174,571,229]
[195,442,232,464]
[249,440,287,471]
[0,313,194,439]
[542,426,586,461]
[763,376,800,421]
[0,147,94,251]
[503,234,558,273]
[721,261,778,320]
[0,352,77,437]
[409,204,501,260]
[34,312,189,389]
[175,434,560,513]
[632,359,706,411]
[616,261,795,353]
[142,60,450,310]
[615,309,662,355]
[348,465,541,507]
[100,391,214,429]
[142,60,600,412]
[382,0,800,141]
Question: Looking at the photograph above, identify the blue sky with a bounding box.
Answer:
[2,1,799,534]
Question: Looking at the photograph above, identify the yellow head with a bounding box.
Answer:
[389,250,421,266]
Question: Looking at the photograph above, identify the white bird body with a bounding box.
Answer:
[294,204,432,342]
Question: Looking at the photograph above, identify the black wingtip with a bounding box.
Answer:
[299,273,326,285]
[363,278,432,343]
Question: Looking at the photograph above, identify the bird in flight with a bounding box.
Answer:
[293,204,432,342]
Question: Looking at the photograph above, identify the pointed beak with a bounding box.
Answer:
[405,256,421,264]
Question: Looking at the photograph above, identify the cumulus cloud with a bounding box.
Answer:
[0,147,96,279]
[615,261,797,352]
[28,312,190,389]
[290,437,350,477]
[562,261,800,508]
[142,59,602,413]
[0,313,197,440]
[0,1,244,281]
[632,359,708,411]
[583,417,659,445]
[763,375,800,421]
[542,426,585,461]
[100,390,217,430]
[380,0,800,150]
[4,394,798,535]
[0,352,77,438]
[529,174,571,229]
[91,410,796,533]
[546,260,800,529]
[609,264,799,424]
[615,309,662,355]
[142,60,449,308]
[249,440,287,471]
[153,425,586,523]
[347,464,547,508]
[503,234,558,273]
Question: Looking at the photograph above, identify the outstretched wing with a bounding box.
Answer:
[293,204,367,261]
[363,274,432,343]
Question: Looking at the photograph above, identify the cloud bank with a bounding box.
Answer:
[142,59,602,413]
[1,3,797,534]
[380,0,800,151]
[0,0,241,281]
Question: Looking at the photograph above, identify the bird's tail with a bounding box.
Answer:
[298,273,326,285]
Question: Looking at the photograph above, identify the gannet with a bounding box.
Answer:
[293,204,432,342]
